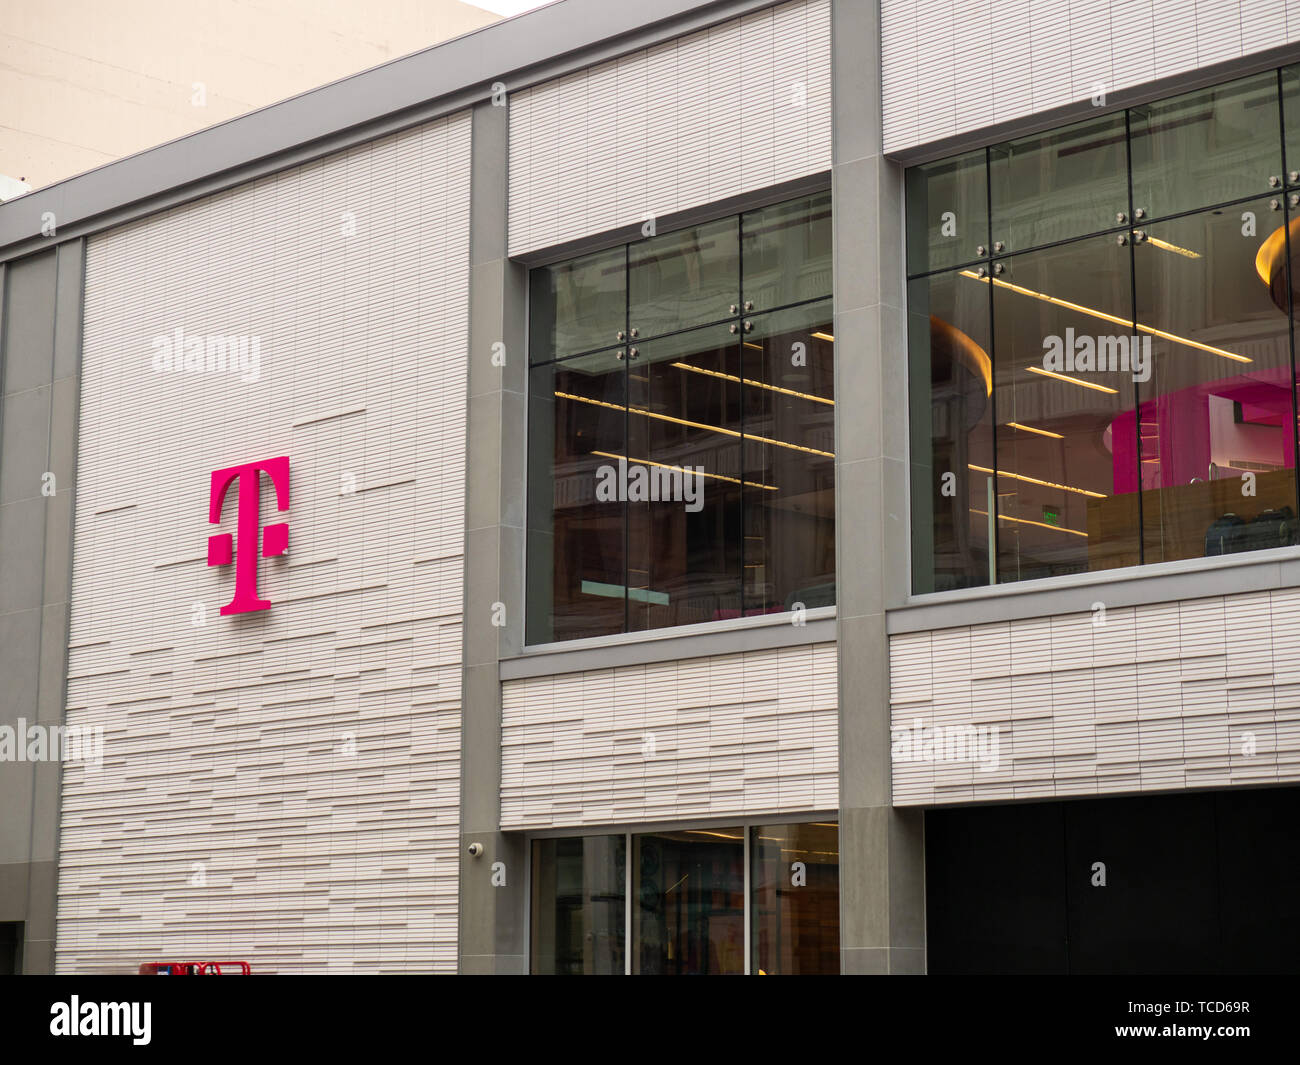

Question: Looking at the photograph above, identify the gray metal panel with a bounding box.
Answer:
[0,0,777,265]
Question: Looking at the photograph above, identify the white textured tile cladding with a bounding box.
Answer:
[890,591,1300,806]
[501,643,839,829]
[58,114,471,973]
[881,0,1300,153]
[507,0,832,257]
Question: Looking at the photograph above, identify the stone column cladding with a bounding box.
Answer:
[0,241,84,974]
[458,98,529,974]
[831,0,926,974]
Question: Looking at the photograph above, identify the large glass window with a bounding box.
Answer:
[633,829,745,975]
[530,836,627,975]
[907,67,1300,593]
[528,193,835,643]
[530,821,839,975]
[1135,197,1297,563]
[751,821,840,975]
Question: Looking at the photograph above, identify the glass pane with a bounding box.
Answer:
[742,301,836,614]
[633,828,744,975]
[529,245,626,363]
[526,348,627,643]
[531,836,627,975]
[626,324,743,631]
[742,192,833,311]
[992,234,1140,581]
[905,148,989,276]
[751,822,839,976]
[990,111,1128,254]
[1284,66,1300,188]
[908,268,994,592]
[1135,197,1298,564]
[629,217,739,340]
[1130,72,1282,221]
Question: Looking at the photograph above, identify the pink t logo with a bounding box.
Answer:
[206,456,290,615]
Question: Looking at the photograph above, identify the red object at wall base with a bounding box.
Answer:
[138,961,251,975]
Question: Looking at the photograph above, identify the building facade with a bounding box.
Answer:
[1,0,1299,974]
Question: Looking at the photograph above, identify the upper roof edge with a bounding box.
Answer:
[0,0,769,260]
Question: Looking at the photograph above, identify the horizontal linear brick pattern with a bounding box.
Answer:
[506,0,832,257]
[500,643,838,829]
[882,0,1300,154]
[57,114,471,973]
[890,590,1300,806]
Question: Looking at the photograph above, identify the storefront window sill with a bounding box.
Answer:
[889,546,1300,634]
[500,606,836,680]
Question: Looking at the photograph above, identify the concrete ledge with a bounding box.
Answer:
[501,610,836,679]
[888,546,1300,634]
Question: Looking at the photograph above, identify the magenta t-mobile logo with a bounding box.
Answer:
[206,456,290,615]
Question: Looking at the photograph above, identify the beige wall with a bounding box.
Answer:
[0,0,498,190]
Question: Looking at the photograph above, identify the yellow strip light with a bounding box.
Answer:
[972,508,1089,537]
[1005,421,1064,439]
[589,450,778,491]
[1145,236,1202,260]
[969,462,1106,499]
[811,331,835,342]
[671,361,835,406]
[960,270,1251,364]
[555,391,835,458]
[1025,365,1119,393]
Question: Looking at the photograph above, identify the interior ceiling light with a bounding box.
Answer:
[968,462,1107,498]
[811,331,835,341]
[1143,236,1202,259]
[972,508,1089,537]
[671,361,834,405]
[555,390,836,458]
[1006,421,1064,439]
[589,450,778,491]
[1025,365,1119,393]
[961,270,1251,364]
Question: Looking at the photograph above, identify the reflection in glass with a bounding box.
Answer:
[626,324,743,631]
[531,836,627,975]
[908,270,994,592]
[528,194,834,641]
[992,234,1139,581]
[908,66,1300,594]
[990,112,1128,254]
[1135,197,1298,563]
[905,149,989,275]
[530,246,626,362]
[1130,72,1282,221]
[751,822,839,975]
[742,193,833,312]
[526,350,628,643]
[629,217,739,341]
[742,302,836,614]
[633,828,744,975]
